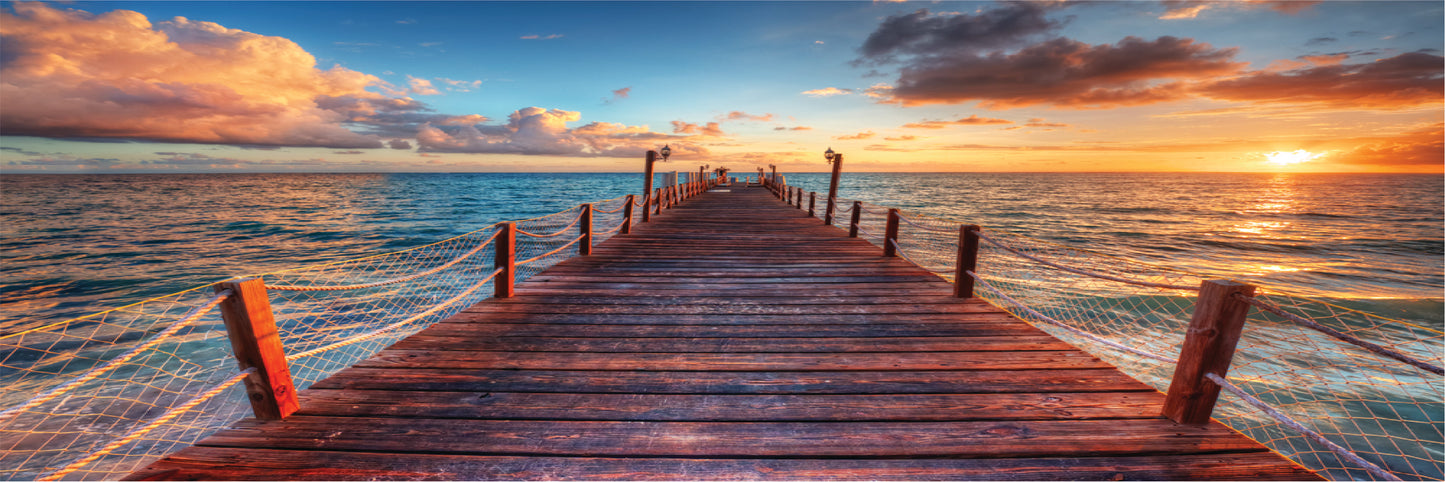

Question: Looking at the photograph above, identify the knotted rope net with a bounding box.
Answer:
[802,194,1442,481]
[1,194,636,480]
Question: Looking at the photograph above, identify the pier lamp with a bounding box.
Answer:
[823,147,843,225]
[660,144,672,161]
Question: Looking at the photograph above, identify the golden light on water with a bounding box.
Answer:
[1265,149,1325,166]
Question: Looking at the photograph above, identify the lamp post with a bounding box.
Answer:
[643,145,671,223]
[698,164,708,191]
[769,164,777,187]
[824,147,843,226]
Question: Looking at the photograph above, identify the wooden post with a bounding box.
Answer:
[654,188,662,216]
[579,203,593,256]
[954,225,980,298]
[796,187,804,209]
[642,151,656,223]
[621,194,634,234]
[824,154,843,225]
[808,192,816,217]
[848,201,862,237]
[883,208,900,257]
[216,278,298,420]
[1162,280,1257,424]
[495,222,516,298]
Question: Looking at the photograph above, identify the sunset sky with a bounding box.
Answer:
[0,1,1441,173]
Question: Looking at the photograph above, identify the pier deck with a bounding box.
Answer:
[130,187,1314,480]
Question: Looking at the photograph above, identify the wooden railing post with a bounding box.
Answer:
[495,222,516,298]
[216,278,298,420]
[796,188,804,209]
[654,188,663,216]
[642,151,656,223]
[622,194,635,234]
[808,192,816,217]
[840,202,856,237]
[824,154,843,225]
[953,225,980,298]
[1163,280,1256,424]
[883,208,901,257]
[580,203,593,256]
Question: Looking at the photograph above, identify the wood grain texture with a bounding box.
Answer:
[134,186,1313,480]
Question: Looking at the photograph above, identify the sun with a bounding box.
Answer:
[1264,149,1325,166]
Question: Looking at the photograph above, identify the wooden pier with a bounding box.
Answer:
[130,186,1315,480]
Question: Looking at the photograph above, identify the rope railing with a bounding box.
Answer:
[975,230,1201,291]
[0,290,233,424]
[516,209,586,238]
[968,270,1179,364]
[1236,293,1443,375]
[1205,372,1404,482]
[1,188,660,480]
[263,230,501,292]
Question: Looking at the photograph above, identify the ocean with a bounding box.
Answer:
[3,172,1440,333]
[1,171,1441,480]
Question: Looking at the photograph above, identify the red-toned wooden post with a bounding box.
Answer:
[495,222,516,298]
[654,188,663,216]
[579,203,593,256]
[883,208,901,257]
[824,154,843,225]
[621,194,635,234]
[848,201,862,237]
[954,225,980,298]
[642,151,656,223]
[808,192,816,217]
[216,278,298,420]
[1162,280,1257,424]
[796,187,804,209]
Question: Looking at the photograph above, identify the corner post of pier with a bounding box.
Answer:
[808,192,816,218]
[1163,279,1256,424]
[642,151,656,223]
[495,222,517,298]
[216,278,298,420]
[622,194,635,234]
[580,203,593,256]
[824,154,843,225]
[953,225,981,298]
[848,201,862,237]
[883,208,901,257]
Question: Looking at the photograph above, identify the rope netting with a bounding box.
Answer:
[1,194,636,480]
[800,193,1442,481]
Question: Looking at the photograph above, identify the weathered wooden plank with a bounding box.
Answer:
[387,335,1076,352]
[309,368,1155,394]
[355,350,1111,370]
[295,391,1164,421]
[127,448,1318,481]
[196,417,1266,457]
[419,322,1045,338]
[462,303,1001,315]
[440,311,1020,325]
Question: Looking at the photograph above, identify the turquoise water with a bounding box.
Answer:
[2,172,1441,331]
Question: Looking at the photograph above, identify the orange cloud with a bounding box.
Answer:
[407,76,441,95]
[418,106,701,157]
[1335,124,1444,167]
[1198,53,1444,109]
[802,87,852,97]
[903,115,1013,129]
[672,121,726,137]
[887,36,1243,109]
[0,2,391,148]
[722,111,775,122]
[774,126,813,131]
[834,131,876,140]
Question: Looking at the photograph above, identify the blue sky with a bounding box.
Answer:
[1,1,1441,172]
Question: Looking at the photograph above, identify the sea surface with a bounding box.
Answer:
[2,172,1441,332]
